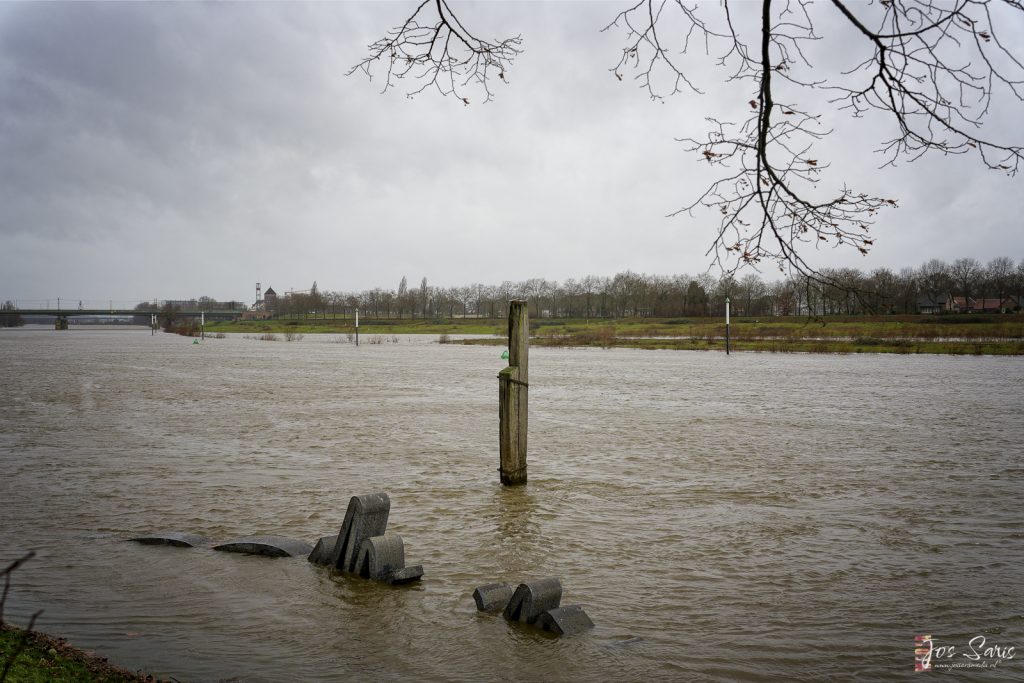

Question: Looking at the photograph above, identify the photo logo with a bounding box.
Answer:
[915,635,933,672]
[915,633,1016,673]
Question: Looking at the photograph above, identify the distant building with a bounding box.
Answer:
[917,294,945,315]
[922,295,1020,314]
[242,284,278,319]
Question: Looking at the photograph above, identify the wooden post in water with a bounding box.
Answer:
[498,300,529,485]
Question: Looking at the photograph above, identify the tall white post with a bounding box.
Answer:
[725,296,731,355]
[355,307,360,346]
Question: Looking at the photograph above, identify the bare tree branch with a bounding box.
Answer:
[348,0,522,104]
[828,0,1024,173]
[354,0,1024,283]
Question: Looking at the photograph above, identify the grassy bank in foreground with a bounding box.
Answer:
[0,625,158,683]
[208,314,1024,354]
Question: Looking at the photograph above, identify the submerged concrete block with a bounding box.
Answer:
[130,532,211,548]
[307,535,337,565]
[473,583,514,612]
[325,493,391,572]
[213,535,314,558]
[384,565,424,585]
[503,578,562,624]
[536,605,594,635]
[354,532,405,580]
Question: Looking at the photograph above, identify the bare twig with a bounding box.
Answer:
[0,609,43,683]
[1,551,36,626]
[1,551,43,683]
[348,0,522,104]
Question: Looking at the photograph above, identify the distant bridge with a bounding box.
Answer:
[0,308,243,322]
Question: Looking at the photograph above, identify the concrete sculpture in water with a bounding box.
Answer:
[473,577,594,636]
[131,532,313,557]
[129,492,422,581]
[213,536,313,558]
[129,532,212,548]
[307,492,424,585]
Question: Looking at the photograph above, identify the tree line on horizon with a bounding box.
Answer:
[4,257,1021,327]
[268,257,1023,320]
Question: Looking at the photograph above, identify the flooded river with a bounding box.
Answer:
[1,328,1022,681]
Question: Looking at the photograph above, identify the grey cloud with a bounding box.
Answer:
[0,2,1021,303]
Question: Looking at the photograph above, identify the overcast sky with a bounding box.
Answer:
[1,1,1021,306]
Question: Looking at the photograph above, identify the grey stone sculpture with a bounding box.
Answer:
[473,583,514,612]
[308,492,422,585]
[307,535,337,565]
[130,532,211,548]
[536,605,595,635]
[383,565,424,584]
[326,492,391,572]
[503,578,563,624]
[354,532,406,580]
[213,536,314,558]
[476,577,595,636]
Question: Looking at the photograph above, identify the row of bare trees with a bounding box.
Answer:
[272,257,1023,320]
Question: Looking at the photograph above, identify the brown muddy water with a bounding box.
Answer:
[1,328,1022,682]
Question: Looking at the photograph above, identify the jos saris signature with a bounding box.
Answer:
[915,634,1017,672]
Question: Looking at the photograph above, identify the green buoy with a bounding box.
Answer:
[193,339,200,344]
[501,349,509,360]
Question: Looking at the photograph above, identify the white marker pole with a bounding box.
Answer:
[725,296,731,355]
[201,311,205,340]
[355,307,359,347]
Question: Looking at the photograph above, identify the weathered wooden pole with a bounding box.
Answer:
[498,300,529,485]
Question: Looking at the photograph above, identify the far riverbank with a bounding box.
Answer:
[206,314,1024,355]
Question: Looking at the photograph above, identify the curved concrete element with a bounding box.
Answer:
[503,578,563,625]
[384,565,423,585]
[213,535,314,558]
[130,532,211,548]
[536,605,594,635]
[325,492,390,572]
[355,532,405,580]
[307,535,337,565]
[473,583,514,612]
